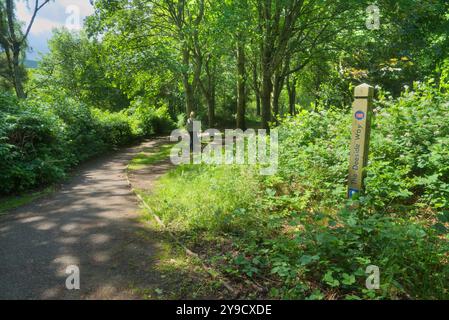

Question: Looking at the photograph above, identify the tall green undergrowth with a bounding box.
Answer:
[143,81,449,299]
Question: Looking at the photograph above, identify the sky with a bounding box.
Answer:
[16,0,94,60]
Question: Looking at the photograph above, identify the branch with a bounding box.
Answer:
[21,0,51,44]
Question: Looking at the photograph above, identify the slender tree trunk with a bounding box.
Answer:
[251,52,261,117]
[192,56,202,115]
[287,74,297,115]
[182,47,194,116]
[272,70,284,121]
[260,35,273,130]
[236,38,246,130]
[12,48,26,98]
[261,67,272,131]
[198,55,216,128]
[3,0,27,98]
[207,91,215,128]
[203,76,216,128]
[207,62,216,128]
[255,92,261,116]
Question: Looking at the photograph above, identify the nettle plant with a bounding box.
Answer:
[366,81,449,212]
[294,206,449,299]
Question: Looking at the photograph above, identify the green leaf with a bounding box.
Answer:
[342,273,356,285]
[306,290,324,300]
[323,271,340,287]
[299,254,320,266]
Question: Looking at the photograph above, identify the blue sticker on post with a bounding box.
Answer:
[348,188,359,198]
[355,111,365,120]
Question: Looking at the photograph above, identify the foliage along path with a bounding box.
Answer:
[0,138,219,299]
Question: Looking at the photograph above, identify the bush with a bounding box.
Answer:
[275,109,350,210]
[367,81,449,210]
[92,109,134,147]
[280,207,449,299]
[129,98,175,136]
[1,89,180,195]
[0,93,138,195]
[0,93,67,193]
[50,97,108,164]
[176,113,186,129]
[275,80,449,213]
[151,105,176,134]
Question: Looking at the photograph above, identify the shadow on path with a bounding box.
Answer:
[0,137,176,299]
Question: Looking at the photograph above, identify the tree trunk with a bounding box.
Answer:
[182,47,194,116]
[236,38,246,130]
[272,70,284,121]
[2,0,27,99]
[12,48,26,98]
[287,74,297,115]
[261,67,272,131]
[255,92,261,116]
[204,77,216,128]
[207,92,215,128]
[198,54,216,128]
[252,53,261,117]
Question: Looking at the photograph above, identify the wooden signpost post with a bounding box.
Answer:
[348,83,374,198]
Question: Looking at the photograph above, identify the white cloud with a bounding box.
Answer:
[15,0,94,59]
[16,0,94,34]
[58,0,94,15]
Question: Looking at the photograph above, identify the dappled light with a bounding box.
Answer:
[1,0,449,302]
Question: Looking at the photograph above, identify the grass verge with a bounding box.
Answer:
[128,143,173,171]
[127,142,235,299]
[0,186,56,215]
[130,211,230,299]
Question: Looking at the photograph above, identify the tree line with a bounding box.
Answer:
[1,0,448,130]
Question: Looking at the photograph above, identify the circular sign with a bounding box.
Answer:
[355,111,365,120]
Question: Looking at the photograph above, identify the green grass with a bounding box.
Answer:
[0,186,55,215]
[139,162,272,298]
[126,142,236,299]
[141,163,262,234]
[129,211,229,299]
[128,143,173,171]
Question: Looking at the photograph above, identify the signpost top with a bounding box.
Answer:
[354,83,374,98]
